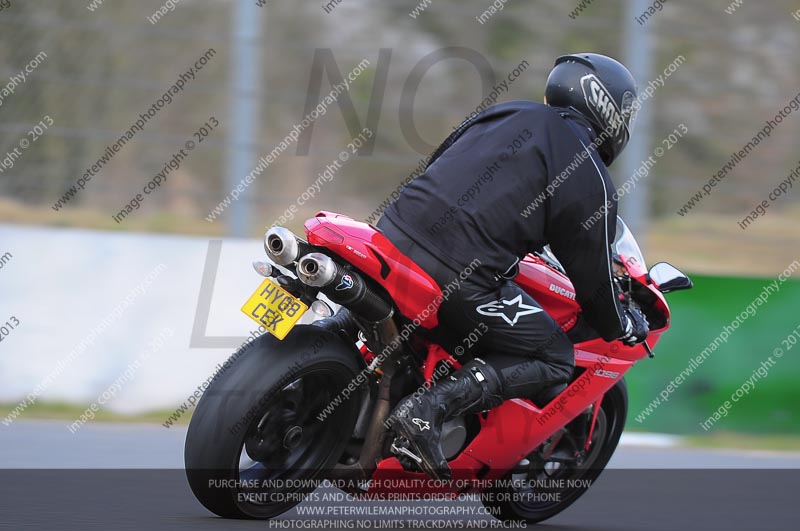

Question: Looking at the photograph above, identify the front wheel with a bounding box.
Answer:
[184,326,364,519]
[481,378,628,524]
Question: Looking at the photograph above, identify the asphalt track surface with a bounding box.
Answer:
[1,421,798,530]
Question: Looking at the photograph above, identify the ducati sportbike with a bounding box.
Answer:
[185,211,692,523]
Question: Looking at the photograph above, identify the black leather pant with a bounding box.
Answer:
[377,217,574,400]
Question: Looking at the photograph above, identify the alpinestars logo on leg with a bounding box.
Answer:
[476,294,543,326]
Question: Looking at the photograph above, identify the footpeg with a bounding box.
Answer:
[391,440,423,465]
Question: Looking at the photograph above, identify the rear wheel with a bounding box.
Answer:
[481,379,628,524]
[184,326,363,519]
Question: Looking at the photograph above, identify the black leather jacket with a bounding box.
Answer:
[382,100,626,341]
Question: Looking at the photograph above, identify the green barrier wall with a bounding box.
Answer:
[625,274,799,435]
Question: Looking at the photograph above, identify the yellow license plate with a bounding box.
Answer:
[241,278,308,340]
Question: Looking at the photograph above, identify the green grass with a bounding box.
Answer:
[0,401,192,426]
[6,403,800,453]
[683,432,800,452]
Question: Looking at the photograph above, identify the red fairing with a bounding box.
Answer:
[304,212,443,329]
[303,212,678,499]
[367,252,674,495]
[514,254,581,331]
[370,351,636,495]
[422,343,461,383]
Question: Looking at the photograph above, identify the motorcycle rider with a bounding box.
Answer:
[377,53,650,480]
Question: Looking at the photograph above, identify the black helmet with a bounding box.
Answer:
[545,53,638,166]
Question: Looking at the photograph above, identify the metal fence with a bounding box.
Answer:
[1,0,798,251]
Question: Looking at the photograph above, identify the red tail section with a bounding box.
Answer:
[304,212,443,329]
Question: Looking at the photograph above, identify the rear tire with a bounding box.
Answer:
[482,378,628,524]
[184,326,364,519]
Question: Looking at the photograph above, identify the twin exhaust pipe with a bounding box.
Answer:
[264,227,338,286]
[264,227,305,266]
[263,227,392,322]
[297,253,338,287]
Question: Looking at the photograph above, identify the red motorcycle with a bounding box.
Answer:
[185,211,692,523]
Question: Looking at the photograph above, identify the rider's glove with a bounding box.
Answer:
[620,307,649,346]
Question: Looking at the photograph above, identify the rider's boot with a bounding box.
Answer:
[389,358,503,480]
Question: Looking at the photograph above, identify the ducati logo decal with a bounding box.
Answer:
[411,418,430,431]
[549,283,576,300]
[475,294,543,326]
[335,274,354,291]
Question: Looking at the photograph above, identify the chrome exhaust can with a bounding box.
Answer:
[264,227,308,266]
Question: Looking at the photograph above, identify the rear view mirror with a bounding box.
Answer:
[648,262,693,293]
